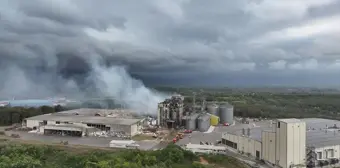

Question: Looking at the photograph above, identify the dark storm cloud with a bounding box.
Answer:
[0,0,340,105]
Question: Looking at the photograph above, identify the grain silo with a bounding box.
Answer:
[219,103,234,124]
[197,114,211,132]
[207,104,219,116]
[185,113,199,130]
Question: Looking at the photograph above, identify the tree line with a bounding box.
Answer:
[0,105,66,126]
[0,143,246,168]
[182,91,340,119]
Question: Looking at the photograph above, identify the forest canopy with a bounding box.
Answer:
[0,143,246,168]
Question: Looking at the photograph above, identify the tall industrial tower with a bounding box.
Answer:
[157,94,184,128]
[275,119,306,168]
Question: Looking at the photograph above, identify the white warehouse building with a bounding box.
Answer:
[23,109,144,137]
[222,118,340,168]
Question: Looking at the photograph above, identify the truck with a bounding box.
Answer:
[183,129,192,133]
[172,133,184,143]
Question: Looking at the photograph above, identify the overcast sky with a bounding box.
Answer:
[1,0,340,91]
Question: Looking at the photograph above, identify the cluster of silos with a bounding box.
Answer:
[184,113,211,132]
[207,102,234,125]
[184,113,200,130]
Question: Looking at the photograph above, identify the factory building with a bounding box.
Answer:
[23,108,144,137]
[222,118,340,168]
[157,94,184,128]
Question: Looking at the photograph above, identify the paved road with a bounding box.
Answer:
[176,131,222,146]
[5,131,160,150]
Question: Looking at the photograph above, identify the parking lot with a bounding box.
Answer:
[5,131,161,150]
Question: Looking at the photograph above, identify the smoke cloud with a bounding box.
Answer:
[0,50,168,115]
[90,62,168,114]
[0,1,169,115]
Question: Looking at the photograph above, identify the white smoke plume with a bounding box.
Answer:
[90,62,168,115]
[0,0,170,115]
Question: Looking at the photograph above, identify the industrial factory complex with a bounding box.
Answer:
[5,94,340,168]
[157,94,234,132]
[23,108,144,137]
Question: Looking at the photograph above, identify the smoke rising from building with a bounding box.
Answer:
[0,1,173,114]
[0,54,167,115]
[90,62,168,115]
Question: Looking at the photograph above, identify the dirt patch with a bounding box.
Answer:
[200,157,209,165]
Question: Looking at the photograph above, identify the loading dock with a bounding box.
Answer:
[39,125,90,137]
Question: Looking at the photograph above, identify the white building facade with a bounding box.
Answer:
[222,119,306,168]
[24,115,142,136]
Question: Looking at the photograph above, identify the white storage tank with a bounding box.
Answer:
[197,114,210,132]
[219,103,233,124]
[207,104,219,116]
[185,113,199,130]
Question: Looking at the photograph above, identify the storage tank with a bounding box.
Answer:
[219,103,234,124]
[209,114,220,126]
[207,104,219,116]
[185,113,199,130]
[197,114,211,132]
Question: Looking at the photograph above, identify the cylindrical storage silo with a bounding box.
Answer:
[219,103,234,124]
[209,114,220,126]
[197,114,211,132]
[186,113,199,130]
[207,104,219,116]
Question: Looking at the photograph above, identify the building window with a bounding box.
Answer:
[56,121,60,124]
[317,152,322,160]
[327,149,334,158]
[278,122,280,128]
[224,139,237,149]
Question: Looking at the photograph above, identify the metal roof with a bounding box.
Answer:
[226,118,340,148]
[228,126,273,142]
[303,118,340,148]
[277,118,302,124]
[57,108,137,118]
[185,144,227,150]
[25,114,142,125]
